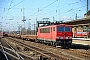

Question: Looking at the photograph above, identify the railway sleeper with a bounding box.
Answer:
[23,47,30,51]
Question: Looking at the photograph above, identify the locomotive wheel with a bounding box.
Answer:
[35,39,39,43]
[52,42,56,47]
[50,42,53,46]
[47,43,51,46]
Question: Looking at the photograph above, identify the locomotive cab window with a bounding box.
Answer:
[57,26,71,32]
[65,27,71,32]
[57,26,64,32]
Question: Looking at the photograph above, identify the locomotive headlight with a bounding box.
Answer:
[56,37,59,39]
[60,37,63,39]
[85,34,87,35]
[66,37,68,39]
[56,37,63,39]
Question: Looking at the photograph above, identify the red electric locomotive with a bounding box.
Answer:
[37,24,73,47]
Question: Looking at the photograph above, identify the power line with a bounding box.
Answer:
[0,0,25,19]
[48,5,87,20]
[0,0,9,16]
[8,0,13,10]
[39,0,58,12]
[5,0,14,20]
[54,0,83,12]
[49,0,88,20]
[29,0,58,17]
[28,0,83,19]
[8,0,25,10]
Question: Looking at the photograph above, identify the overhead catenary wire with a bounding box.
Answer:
[40,0,87,20]
[0,0,26,31]
[8,0,25,10]
[28,0,85,21]
[8,0,13,10]
[5,0,14,20]
[28,0,58,18]
[1,0,83,20]
[28,0,83,18]
[0,0,9,19]
[48,4,88,20]
[0,0,25,19]
[0,0,87,24]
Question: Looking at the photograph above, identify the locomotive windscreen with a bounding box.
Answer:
[57,26,71,32]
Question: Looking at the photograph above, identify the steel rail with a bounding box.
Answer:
[18,52,40,60]
[5,40,24,60]
[4,39,24,60]
[7,37,90,60]
[5,51,19,60]
[12,37,90,60]
[9,38,70,60]
[0,39,24,60]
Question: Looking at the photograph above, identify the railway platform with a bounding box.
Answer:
[72,38,90,46]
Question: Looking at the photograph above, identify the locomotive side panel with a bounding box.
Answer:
[51,26,57,41]
[38,26,52,41]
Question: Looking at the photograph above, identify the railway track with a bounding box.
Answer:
[5,37,71,60]
[0,38,24,60]
[55,48,90,60]
[68,49,90,58]
[4,37,90,60]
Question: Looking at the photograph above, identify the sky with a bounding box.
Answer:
[0,0,90,31]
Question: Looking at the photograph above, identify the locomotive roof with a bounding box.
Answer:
[39,23,72,28]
